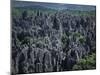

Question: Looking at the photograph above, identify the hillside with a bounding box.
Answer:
[11,1,96,74]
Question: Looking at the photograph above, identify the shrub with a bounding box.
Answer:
[72,53,96,70]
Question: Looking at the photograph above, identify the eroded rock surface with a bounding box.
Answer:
[12,11,96,74]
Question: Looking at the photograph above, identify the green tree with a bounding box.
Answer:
[73,53,96,70]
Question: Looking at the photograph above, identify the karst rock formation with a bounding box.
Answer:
[12,10,96,74]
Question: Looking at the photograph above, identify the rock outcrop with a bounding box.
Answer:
[12,10,96,74]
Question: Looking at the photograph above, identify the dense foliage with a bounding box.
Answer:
[12,7,96,74]
[73,53,96,70]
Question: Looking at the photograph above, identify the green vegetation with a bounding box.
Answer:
[61,32,69,49]
[12,7,57,17]
[61,33,68,45]
[73,53,96,70]
[79,36,86,44]
[12,7,96,17]
[73,32,86,44]
[12,4,96,73]
[57,9,96,16]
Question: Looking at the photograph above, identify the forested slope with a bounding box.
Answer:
[12,7,96,74]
